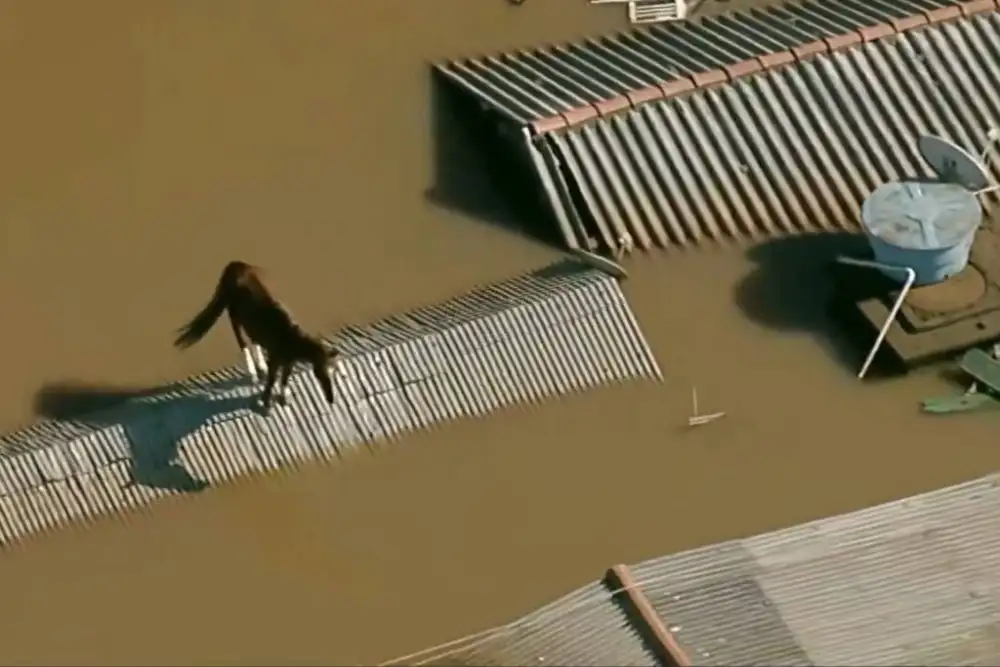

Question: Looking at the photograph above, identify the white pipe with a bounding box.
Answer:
[835,256,917,380]
[974,183,1000,198]
[978,129,1000,197]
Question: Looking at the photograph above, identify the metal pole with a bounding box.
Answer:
[974,183,1000,198]
[835,256,917,380]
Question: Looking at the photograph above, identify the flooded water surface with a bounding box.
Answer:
[1,1,999,664]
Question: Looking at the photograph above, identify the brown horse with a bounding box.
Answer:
[174,261,339,412]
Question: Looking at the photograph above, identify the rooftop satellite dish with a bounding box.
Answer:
[918,134,991,192]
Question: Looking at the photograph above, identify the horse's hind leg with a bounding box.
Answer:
[259,360,280,414]
[278,363,293,405]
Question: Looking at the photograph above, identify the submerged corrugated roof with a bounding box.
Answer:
[386,580,658,667]
[0,260,661,547]
[526,7,1000,253]
[391,472,1000,666]
[436,0,957,130]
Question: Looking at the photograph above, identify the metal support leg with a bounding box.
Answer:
[835,256,917,380]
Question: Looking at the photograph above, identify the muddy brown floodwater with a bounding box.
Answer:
[2,1,1000,665]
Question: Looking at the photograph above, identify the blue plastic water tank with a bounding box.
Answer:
[860,181,982,286]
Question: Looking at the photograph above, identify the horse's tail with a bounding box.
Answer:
[174,261,247,349]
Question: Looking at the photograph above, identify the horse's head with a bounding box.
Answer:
[306,339,340,405]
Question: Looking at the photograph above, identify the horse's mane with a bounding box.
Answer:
[176,260,331,357]
[243,268,325,348]
[240,265,277,303]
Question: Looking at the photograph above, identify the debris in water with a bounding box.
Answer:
[921,346,1000,415]
[688,387,725,427]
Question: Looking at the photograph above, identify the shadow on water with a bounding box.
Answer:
[425,67,562,248]
[733,231,879,376]
[33,379,260,494]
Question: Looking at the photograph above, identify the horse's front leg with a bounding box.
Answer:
[252,345,268,379]
[241,348,260,385]
[228,308,261,385]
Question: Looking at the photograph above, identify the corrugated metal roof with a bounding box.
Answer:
[630,472,1000,665]
[390,472,1000,666]
[0,260,661,547]
[435,0,956,130]
[526,8,1000,253]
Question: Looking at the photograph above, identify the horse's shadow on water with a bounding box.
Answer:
[33,379,262,494]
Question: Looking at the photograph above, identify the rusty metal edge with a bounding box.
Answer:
[605,564,692,667]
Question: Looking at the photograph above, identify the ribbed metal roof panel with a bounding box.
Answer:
[629,473,1000,665]
[436,0,954,126]
[0,260,661,546]
[529,10,1000,252]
